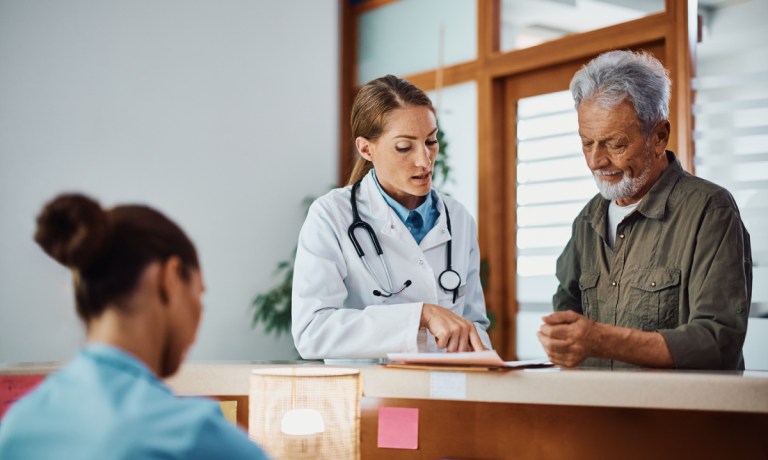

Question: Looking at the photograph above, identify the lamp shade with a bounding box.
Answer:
[249,367,361,459]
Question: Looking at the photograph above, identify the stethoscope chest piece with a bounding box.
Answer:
[439,269,461,291]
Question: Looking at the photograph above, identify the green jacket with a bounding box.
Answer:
[554,151,752,369]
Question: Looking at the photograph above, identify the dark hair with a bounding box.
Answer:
[34,193,199,321]
[347,75,435,185]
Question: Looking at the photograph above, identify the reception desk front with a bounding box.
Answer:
[166,363,768,459]
[3,362,768,459]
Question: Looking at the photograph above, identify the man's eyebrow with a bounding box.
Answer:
[578,132,624,141]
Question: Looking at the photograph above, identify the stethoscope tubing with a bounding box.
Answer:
[348,178,460,300]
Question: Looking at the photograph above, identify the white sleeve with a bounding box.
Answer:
[291,200,422,359]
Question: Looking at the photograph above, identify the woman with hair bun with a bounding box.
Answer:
[0,194,269,459]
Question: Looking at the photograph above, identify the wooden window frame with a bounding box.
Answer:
[339,0,697,359]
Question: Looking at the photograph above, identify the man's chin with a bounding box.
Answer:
[595,179,630,201]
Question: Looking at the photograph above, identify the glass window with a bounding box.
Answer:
[515,90,595,311]
[357,0,476,85]
[694,0,768,317]
[428,81,478,220]
[500,0,664,52]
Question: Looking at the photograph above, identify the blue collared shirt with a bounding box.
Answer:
[0,344,270,460]
[372,170,439,244]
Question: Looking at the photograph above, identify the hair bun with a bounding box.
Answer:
[34,193,109,269]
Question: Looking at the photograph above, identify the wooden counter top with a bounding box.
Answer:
[4,361,767,414]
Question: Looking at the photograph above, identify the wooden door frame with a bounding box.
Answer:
[340,0,697,359]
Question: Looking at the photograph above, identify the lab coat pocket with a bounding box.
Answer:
[628,268,681,331]
[438,283,466,312]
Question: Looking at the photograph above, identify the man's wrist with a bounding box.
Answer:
[586,321,607,359]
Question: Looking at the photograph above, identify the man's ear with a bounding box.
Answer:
[652,120,670,155]
[158,256,182,307]
[355,136,374,161]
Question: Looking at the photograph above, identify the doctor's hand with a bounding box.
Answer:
[420,304,487,353]
[536,310,597,368]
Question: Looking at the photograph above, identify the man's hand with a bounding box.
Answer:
[421,303,487,353]
[536,310,598,367]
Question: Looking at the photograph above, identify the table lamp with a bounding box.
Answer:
[249,367,361,459]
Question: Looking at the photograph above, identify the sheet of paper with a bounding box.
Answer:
[377,407,419,449]
[387,350,553,369]
[1,375,45,420]
[387,350,505,367]
[430,371,467,399]
[502,359,553,369]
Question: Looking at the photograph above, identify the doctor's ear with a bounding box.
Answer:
[355,136,374,161]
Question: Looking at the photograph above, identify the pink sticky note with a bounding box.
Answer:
[377,406,419,449]
[0,375,45,420]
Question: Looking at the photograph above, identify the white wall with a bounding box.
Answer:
[0,0,339,362]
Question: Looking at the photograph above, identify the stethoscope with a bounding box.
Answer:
[348,179,462,302]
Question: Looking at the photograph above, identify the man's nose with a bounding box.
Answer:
[585,144,608,171]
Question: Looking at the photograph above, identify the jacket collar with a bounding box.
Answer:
[635,150,684,221]
[589,150,683,236]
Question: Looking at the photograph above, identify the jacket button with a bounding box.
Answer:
[619,234,625,239]
[650,282,656,287]
[611,281,617,287]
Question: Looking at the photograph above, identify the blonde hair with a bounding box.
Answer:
[347,75,435,185]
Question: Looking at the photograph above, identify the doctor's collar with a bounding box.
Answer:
[370,169,434,225]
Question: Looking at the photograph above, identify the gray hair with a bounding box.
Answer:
[569,50,671,137]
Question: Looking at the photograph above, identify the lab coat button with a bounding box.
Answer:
[419,259,424,265]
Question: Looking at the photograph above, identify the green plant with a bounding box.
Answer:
[250,253,295,336]
[251,125,453,338]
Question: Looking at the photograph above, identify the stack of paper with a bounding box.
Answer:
[386,350,551,369]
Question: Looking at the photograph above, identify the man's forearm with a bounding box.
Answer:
[589,322,675,368]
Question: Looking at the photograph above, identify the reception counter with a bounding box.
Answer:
[169,363,768,459]
[3,362,768,459]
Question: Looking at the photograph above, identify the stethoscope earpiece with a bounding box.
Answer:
[350,179,458,300]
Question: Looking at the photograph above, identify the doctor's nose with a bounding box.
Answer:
[414,144,433,167]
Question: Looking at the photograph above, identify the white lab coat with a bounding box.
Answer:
[292,171,491,359]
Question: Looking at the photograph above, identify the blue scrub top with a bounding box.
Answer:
[0,344,270,460]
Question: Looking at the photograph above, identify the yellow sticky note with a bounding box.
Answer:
[218,400,238,425]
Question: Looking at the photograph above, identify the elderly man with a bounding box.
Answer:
[537,50,752,370]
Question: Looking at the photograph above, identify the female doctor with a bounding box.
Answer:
[291,75,492,359]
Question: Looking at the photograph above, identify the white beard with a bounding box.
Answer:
[592,148,653,201]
